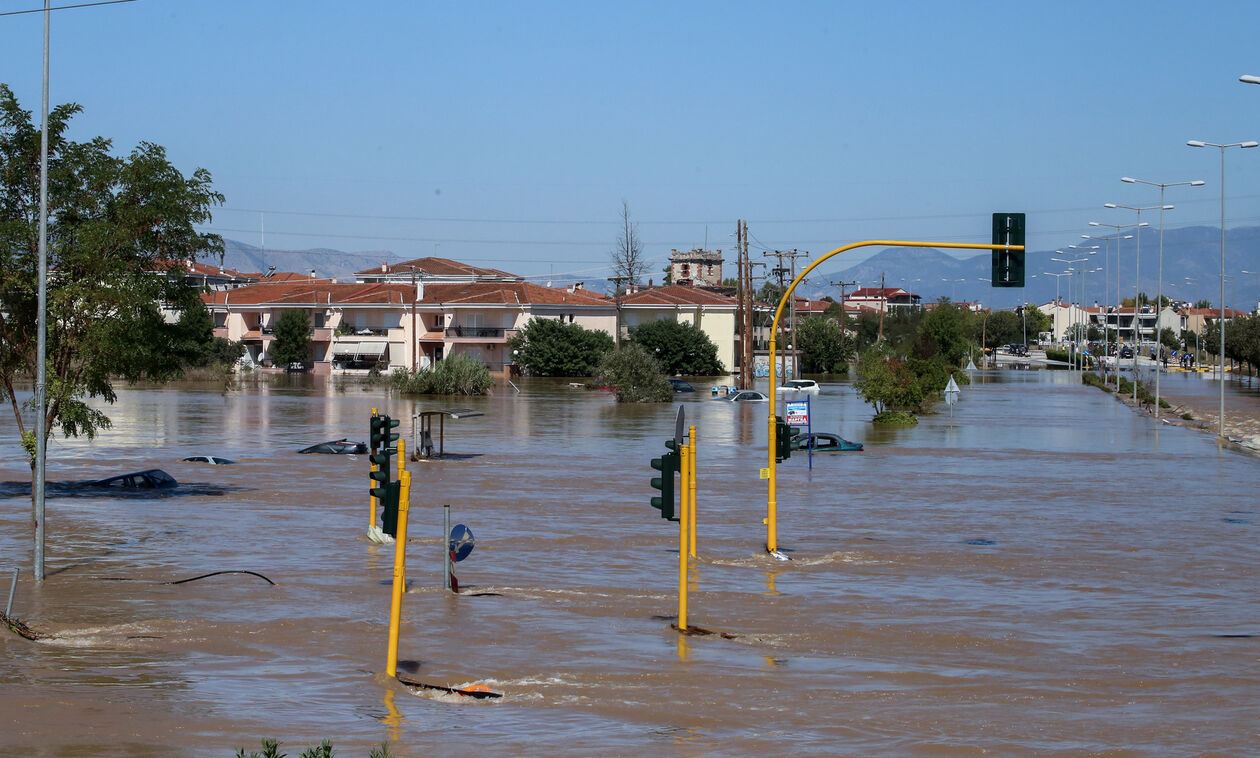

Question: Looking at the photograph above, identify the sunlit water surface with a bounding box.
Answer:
[1,370,1256,756]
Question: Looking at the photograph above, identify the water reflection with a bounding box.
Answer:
[0,370,1256,755]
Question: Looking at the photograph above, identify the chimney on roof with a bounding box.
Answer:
[416,279,424,302]
[381,261,388,273]
[568,282,584,293]
[649,279,654,287]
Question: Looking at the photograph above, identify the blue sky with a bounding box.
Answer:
[4,0,1260,296]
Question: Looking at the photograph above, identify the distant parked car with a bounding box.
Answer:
[84,469,178,490]
[180,455,237,465]
[1119,346,1134,359]
[776,379,820,394]
[298,439,368,455]
[668,378,696,393]
[719,390,770,403]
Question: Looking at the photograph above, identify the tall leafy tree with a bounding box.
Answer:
[795,316,855,373]
[269,310,311,367]
[0,84,223,464]
[507,317,614,376]
[628,319,725,376]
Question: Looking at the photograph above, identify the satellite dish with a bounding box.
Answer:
[449,524,475,562]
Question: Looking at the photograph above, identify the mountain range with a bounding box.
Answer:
[208,225,1260,313]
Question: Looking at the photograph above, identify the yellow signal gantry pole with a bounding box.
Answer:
[764,240,1023,554]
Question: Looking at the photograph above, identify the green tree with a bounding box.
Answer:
[795,316,855,373]
[854,346,925,415]
[507,317,614,376]
[597,343,673,403]
[628,319,724,375]
[1194,298,1213,309]
[269,310,311,367]
[980,311,1022,347]
[1022,304,1052,338]
[919,303,972,366]
[175,296,243,370]
[0,84,223,464]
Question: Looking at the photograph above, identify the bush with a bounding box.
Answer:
[507,318,614,376]
[388,353,493,395]
[1181,412,1194,420]
[597,343,673,403]
[872,410,918,425]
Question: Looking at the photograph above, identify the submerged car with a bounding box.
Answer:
[298,439,368,455]
[85,469,178,489]
[776,379,820,394]
[720,390,769,403]
[668,378,696,393]
[791,432,863,452]
[180,455,237,465]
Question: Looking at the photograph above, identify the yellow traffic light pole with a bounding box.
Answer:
[765,240,1023,554]
[385,469,412,677]
[677,440,690,631]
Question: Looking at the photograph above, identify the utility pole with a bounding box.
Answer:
[878,272,886,343]
[736,221,746,387]
[410,267,418,371]
[830,279,857,336]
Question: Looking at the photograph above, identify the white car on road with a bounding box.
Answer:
[776,379,820,394]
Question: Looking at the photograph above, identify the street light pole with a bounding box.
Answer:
[1187,138,1258,438]
[1053,255,1088,369]
[1090,220,1148,398]
[1120,177,1204,420]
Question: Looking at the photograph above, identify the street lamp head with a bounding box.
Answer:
[1242,141,1259,148]
[1162,205,1174,210]
[1104,203,1117,208]
[1089,221,1101,227]
[1187,140,1207,148]
[1242,74,1260,84]
[1191,180,1206,186]
[1121,177,1136,183]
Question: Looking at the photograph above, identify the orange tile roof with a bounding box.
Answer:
[355,256,520,280]
[619,284,737,307]
[202,280,610,308]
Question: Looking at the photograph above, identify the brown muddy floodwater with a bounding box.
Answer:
[1,370,1257,756]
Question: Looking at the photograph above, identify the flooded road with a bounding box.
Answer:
[1,370,1257,756]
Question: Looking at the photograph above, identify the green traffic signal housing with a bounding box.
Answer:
[371,414,401,450]
[991,212,1026,288]
[650,448,680,521]
[774,417,792,463]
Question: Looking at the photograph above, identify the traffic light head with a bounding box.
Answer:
[775,417,792,463]
[991,212,1026,288]
[371,414,401,449]
[650,450,679,521]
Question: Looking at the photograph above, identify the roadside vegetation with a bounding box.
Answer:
[507,318,614,376]
[387,353,493,395]
[597,343,673,403]
[0,84,225,471]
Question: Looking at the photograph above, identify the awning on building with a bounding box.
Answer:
[356,342,387,358]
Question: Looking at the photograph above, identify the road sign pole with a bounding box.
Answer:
[443,504,452,591]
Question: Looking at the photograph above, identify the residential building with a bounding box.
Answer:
[845,287,921,312]
[618,284,738,373]
[204,278,614,374]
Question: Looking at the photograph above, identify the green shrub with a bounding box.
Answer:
[388,353,493,395]
[872,410,919,425]
[1181,412,1193,420]
[597,343,673,403]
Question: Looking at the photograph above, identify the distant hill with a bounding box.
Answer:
[209,239,396,282]
[809,225,1260,311]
